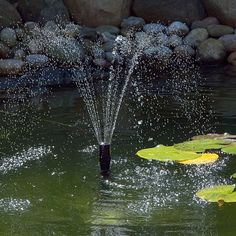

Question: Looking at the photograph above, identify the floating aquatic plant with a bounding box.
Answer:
[221,143,236,155]
[231,173,236,179]
[196,185,236,203]
[178,153,219,165]
[136,145,201,162]
[174,139,231,153]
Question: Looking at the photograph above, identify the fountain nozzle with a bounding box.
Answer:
[99,144,111,177]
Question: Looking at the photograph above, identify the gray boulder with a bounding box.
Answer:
[203,0,236,27]
[0,59,25,76]
[143,46,173,60]
[100,32,117,43]
[63,23,81,37]
[207,25,234,38]
[0,42,11,58]
[28,39,44,54]
[197,38,226,63]
[167,21,189,36]
[15,28,26,41]
[64,0,132,27]
[133,0,206,24]
[17,0,69,23]
[14,49,26,60]
[191,17,219,29]
[0,28,17,48]
[219,34,236,51]
[121,16,146,29]
[43,21,60,34]
[184,28,209,47]
[0,0,22,29]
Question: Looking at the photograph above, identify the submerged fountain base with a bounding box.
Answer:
[99,144,111,177]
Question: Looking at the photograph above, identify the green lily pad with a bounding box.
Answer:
[136,145,201,162]
[196,185,236,203]
[174,139,230,153]
[231,173,236,179]
[221,143,236,155]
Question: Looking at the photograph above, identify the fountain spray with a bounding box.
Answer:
[99,143,111,177]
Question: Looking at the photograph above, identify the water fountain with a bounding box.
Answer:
[75,33,153,176]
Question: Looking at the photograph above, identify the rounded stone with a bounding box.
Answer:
[167,21,189,36]
[184,28,209,47]
[168,35,183,48]
[197,38,226,63]
[96,25,120,35]
[227,51,236,66]
[0,28,17,47]
[143,23,166,35]
[28,39,44,54]
[15,28,25,41]
[174,45,196,57]
[14,49,25,60]
[63,23,81,37]
[44,21,60,33]
[207,25,234,38]
[0,42,11,58]
[219,34,236,52]
[0,59,25,76]
[121,16,145,29]
[144,46,173,60]
[191,17,219,29]
[25,54,49,66]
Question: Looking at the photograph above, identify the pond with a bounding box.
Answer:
[0,65,236,235]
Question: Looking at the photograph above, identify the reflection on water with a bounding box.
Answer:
[0,66,236,235]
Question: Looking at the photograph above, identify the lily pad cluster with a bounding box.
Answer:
[136,133,236,166]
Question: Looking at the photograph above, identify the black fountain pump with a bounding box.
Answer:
[99,144,111,177]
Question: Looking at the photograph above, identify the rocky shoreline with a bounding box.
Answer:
[0,0,236,92]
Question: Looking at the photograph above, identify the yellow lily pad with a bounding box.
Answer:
[196,185,236,203]
[178,153,219,165]
[174,139,230,153]
[136,145,201,162]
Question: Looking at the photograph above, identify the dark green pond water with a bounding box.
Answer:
[0,65,236,235]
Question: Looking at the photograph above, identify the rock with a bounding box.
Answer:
[43,21,60,33]
[79,27,97,41]
[184,28,209,47]
[14,49,25,60]
[102,41,114,52]
[197,38,226,63]
[207,25,234,38]
[28,39,44,54]
[105,52,115,63]
[45,36,85,64]
[0,0,22,28]
[227,51,236,66]
[143,23,166,35]
[25,54,49,66]
[0,28,17,47]
[153,32,169,46]
[64,0,132,27]
[0,42,10,58]
[63,23,80,37]
[96,25,120,35]
[15,28,25,41]
[168,35,183,48]
[100,32,117,43]
[0,59,25,76]
[167,21,189,36]
[191,17,219,29]
[143,46,173,60]
[203,0,236,27]
[121,16,145,29]
[133,0,206,24]
[219,34,236,51]
[93,58,110,68]
[174,45,195,57]
[17,0,69,23]
[24,22,39,32]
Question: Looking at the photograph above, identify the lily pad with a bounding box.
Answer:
[221,143,236,155]
[136,145,201,162]
[178,153,219,165]
[196,185,236,203]
[174,139,230,153]
[231,173,236,179]
[192,133,236,142]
